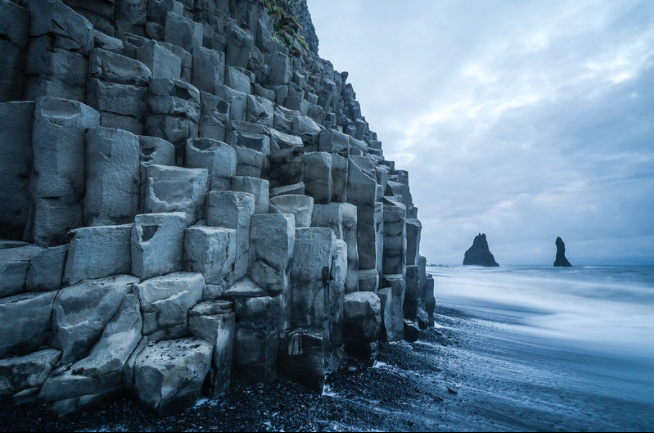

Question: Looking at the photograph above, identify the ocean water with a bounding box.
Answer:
[428,264,654,425]
[428,265,654,360]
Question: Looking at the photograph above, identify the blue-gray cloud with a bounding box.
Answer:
[308,0,654,264]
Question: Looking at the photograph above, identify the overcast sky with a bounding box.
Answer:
[307,0,654,265]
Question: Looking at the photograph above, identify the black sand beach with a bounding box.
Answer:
[2,294,652,432]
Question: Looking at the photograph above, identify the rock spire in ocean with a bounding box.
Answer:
[554,237,572,267]
[463,233,499,267]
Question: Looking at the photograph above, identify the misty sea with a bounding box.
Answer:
[427,265,654,430]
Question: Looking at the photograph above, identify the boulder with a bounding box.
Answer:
[134,272,204,341]
[269,128,303,164]
[191,46,225,94]
[198,91,229,142]
[0,349,61,399]
[249,213,295,299]
[165,12,202,53]
[235,146,267,178]
[405,219,422,266]
[131,212,187,280]
[0,245,43,297]
[358,269,379,293]
[278,330,325,393]
[343,292,381,362]
[26,245,68,292]
[26,98,100,246]
[303,152,332,204]
[138,136,176,166]
[347,156,380,271]
[225,20,253,69]
[128,338,212,416]
[217,85,247,122]
[86,79,148,119]
[290,228,336,332]
[189,301,235,396]
[225,66,251,94]
[206,191,255,283]
[331,154,348,203]
[270,195,314,228]
[84,127,140,226]
[0,102,34,239]
[463,233,499,267]
[185,138,236,191]
[136,40,182,80]
[380,275,405,342]
[89,48,152,86]
[0,291,58,359]
[63,224,133,287]
[268,52,291,86]
[311,203,359,293]
[0,1,29,50]
[383,200,406,275]
[184,226,236,285]
[39,294,142,415]
[233,296,280,383]
[143,164,208,225]
[231,176,269,214]
[50,275,138,364]
[404,265,420,322]
[29,0,94,55]
[246,95,274,127]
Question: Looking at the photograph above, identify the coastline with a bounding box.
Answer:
[2,284,652,432]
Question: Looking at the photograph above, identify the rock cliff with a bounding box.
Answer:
[463,233,499,267]
[554,237,572,267]
[0,0,433,417]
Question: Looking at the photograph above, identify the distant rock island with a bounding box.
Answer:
[463,234,499,267]
[554,237,572,267]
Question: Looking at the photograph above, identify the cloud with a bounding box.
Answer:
[308,0,654,264]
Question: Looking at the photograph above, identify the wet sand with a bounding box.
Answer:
[1,299,653,431]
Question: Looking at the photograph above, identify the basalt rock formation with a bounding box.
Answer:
[0,0,434,417]
[554,237,572,267]
[463,233,499,267]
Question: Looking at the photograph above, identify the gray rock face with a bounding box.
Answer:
[84,127,141,226]
[0,0,433,414]
[0,291,58,359]
[63,224,133,287]
[131,212,187,280]
[134,272,204,342]
[26,98,100,246]
[50,275,138,364]
[0,102,34,239]
[128,338,213,416]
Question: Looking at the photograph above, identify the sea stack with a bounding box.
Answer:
[554,237,572,267]
[463,234,499,267]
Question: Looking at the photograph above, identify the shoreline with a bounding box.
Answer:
[3,296,652,432]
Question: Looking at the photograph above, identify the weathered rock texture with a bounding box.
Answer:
[463,233,499,267]
[554,237,572,267]
[0,0,434,417]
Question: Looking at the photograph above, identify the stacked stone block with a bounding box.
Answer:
[0,0,435,417]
